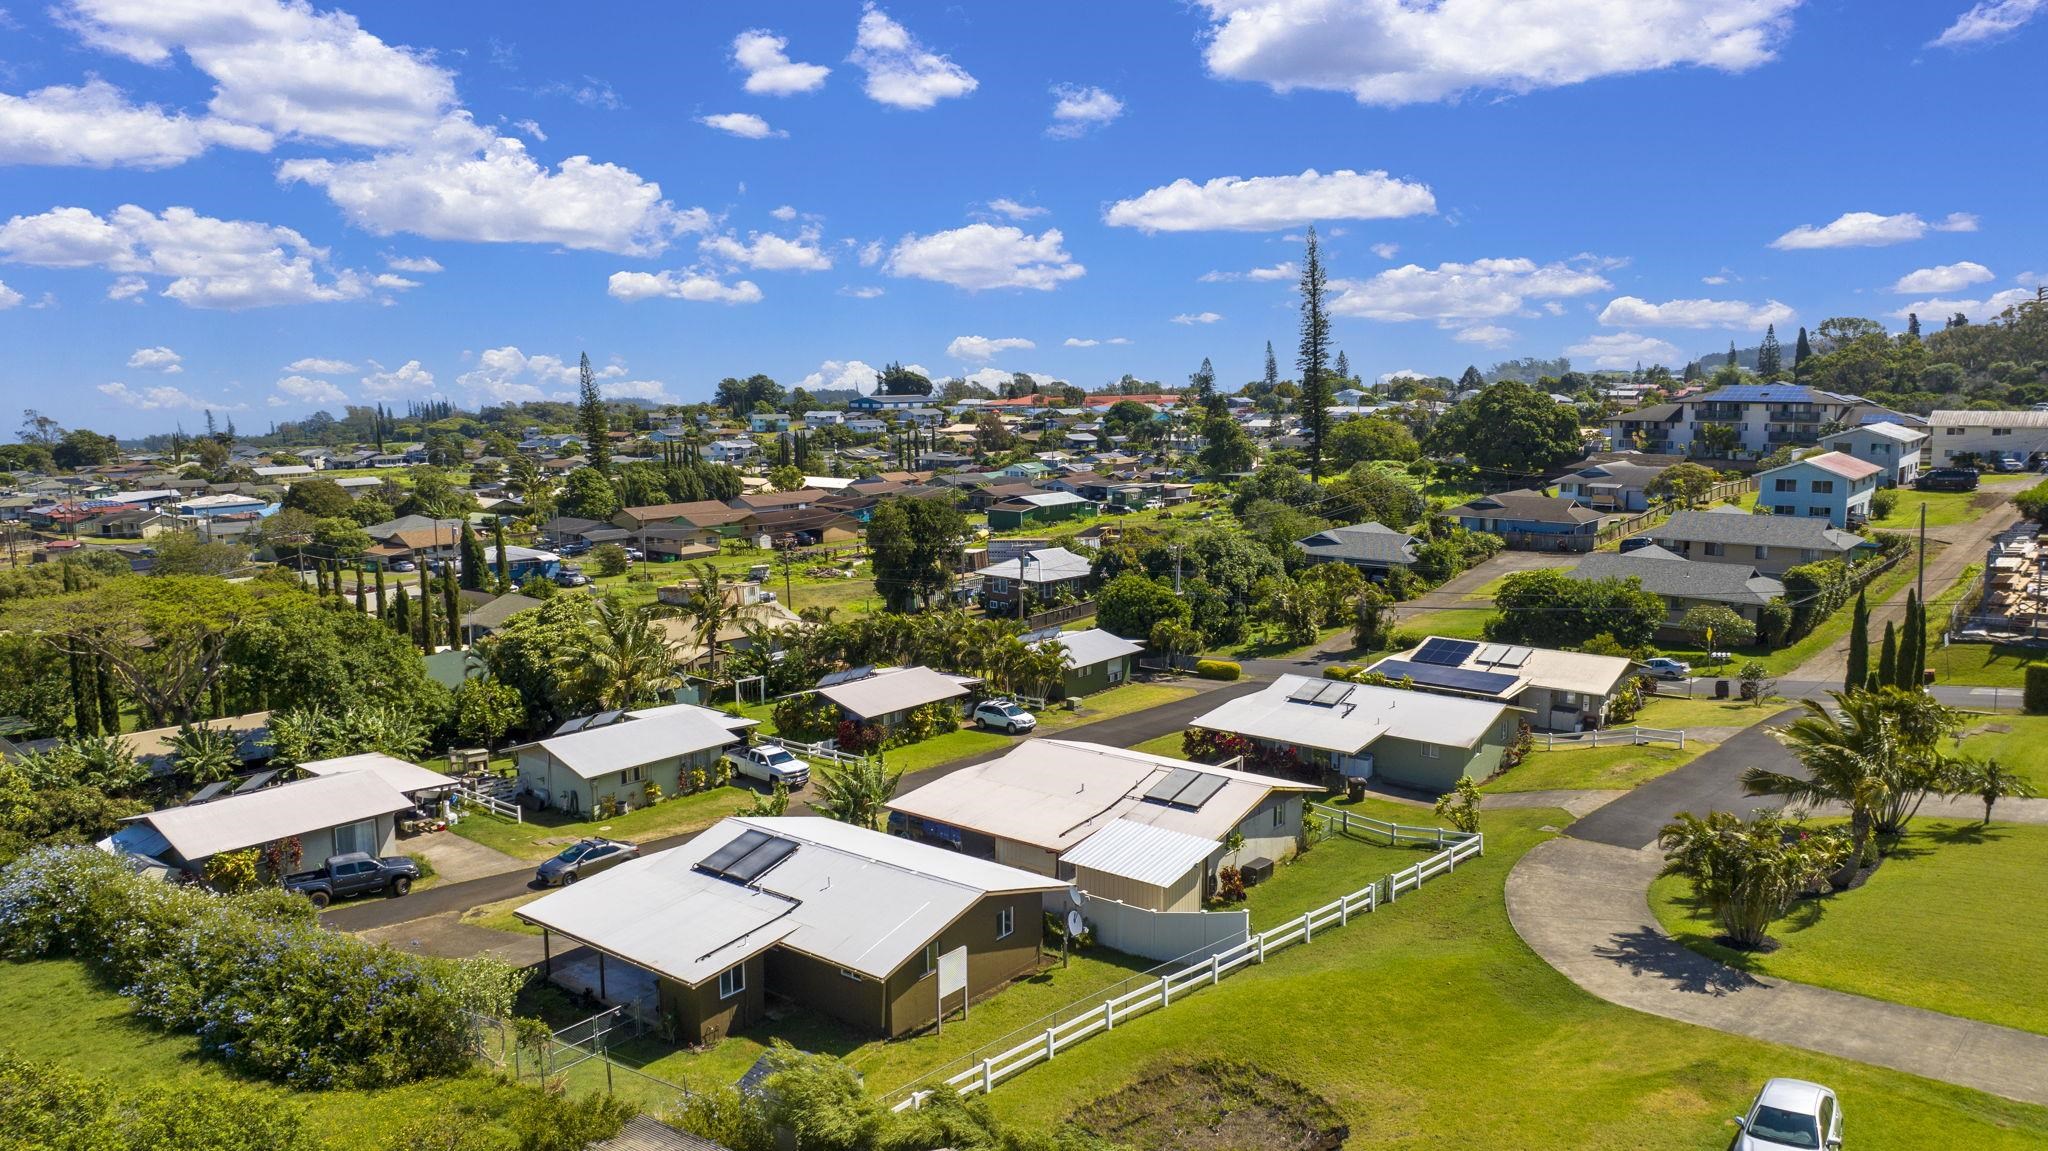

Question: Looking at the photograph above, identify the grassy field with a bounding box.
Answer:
[1206,624,1352,662]
[452,786,755,860]
[1953,715,2048,791]
[1633,692,1788,730]
[1650,819,2048,1037]
[1655,548,1933,677]
[1398,573,1509,641]
[1928,642,2048,688]
[1486,740,1706,793]
[1866,489,1989,531]
[1129,731,1189,760]
[972,806,2048,1149]
[0,958,552,1151]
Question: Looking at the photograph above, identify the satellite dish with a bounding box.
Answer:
[1065,909,1086,937]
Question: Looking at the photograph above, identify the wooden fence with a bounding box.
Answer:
[892,810,1482,1112]
[1021,600,1097,630]
[1592,477,1756,544]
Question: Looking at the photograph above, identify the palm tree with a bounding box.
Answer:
[1742,692,1898,885]
[809,757,903,830]
[564,598,679,710]
[1658,810,1848,948]
[1954,757,2036,825]
[681,561,739,677]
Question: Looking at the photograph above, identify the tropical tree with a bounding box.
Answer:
[1952,757,2035,825]
[166,722,241,783]
[678,561,740,676]
[1657,810,1849,948]
[810,757,903,830]
[561,598,679,710]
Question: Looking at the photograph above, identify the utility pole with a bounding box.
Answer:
[1016,553,1034,623]
[1917,502,1926,611]
[1172,544,1183,595]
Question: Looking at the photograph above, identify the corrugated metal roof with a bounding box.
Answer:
[131,772,412,861]
[1193,674,1513,755]
[1930,409,2048,428]
[815,666,975,720]
[1062,819,1219,888]
[517,817,1065,985]
[532,707,748,779]
[1044,627,1143,669]
[298,752,456,796]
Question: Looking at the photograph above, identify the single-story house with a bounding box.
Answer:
[296,752,458,803]
[119,711,272,777]
[104,771,413,876]
[540,516,607,546]
[1824,422,1927,488]
[517,816,1068,1042]
[987,491,1097,531]
[613,502,751,535]
[1637,508,1867,577]
[739,507,861,546]
[1366,637,1636,733]
[1037,627,1142,697]
[1293,521,1419,575]
[1442,489,1608,551]
[1554,460,1670,513]
[1569,546,1785,632]
[1189,673,1522,793]
[458,592,544,642]
[813,666,977,729]
[77,506,180,539]
[1754,451,1883,529]
[977,546,1095,615]
[886,740,1320,911]
[511,703,756,815]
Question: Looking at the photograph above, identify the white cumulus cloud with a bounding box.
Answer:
[699,112,786,139]
[607,269,764,303]
[1063,337,1099,348]
[799,359,881,393]
[1194,0,1798,106]
[286,357,356,374]
[1892,288,2036,323]
[98,380,236,410]
[1171,311,1224,325]
[1453,324,1514,346]
[1105,168,1434,233]
[1770,211,1974,250]
[988,198,1047,220]
[0,281,22,309]
[271,374,348,406]
[1597,295,1795,329]
[1329,256,1612,323]
[0,203,370,308]
[948,335,1035,360]
[1930,0,2045,47]
[384,255,441,273]
[126,345,182,372]
[849,3,977,109]
[1047,84,1123,139]
[1199,261,1296,283]
[884,224,1083,291]
[360,358,435,399]
[1565,331,1684,369]
[0,79,272,168]
[1891,261,1994,293]
[732,29,831,95]
[699,228,831,272]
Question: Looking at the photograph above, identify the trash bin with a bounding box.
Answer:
[1714,678,1731,699]
[1345,777,1368,802]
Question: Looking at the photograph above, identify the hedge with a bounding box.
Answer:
[2026,665,2048,715]
[1195,659,1242,681]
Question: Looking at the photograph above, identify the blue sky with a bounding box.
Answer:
[0,0,2043,434]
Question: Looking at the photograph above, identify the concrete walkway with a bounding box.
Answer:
[1508,836,2048,1106]
[405,829,528,883]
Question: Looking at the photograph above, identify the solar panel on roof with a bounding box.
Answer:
[1414,638,1479,666]
[1315,681,1353,705]
[232,769,278,794]
[1376,659,1520,696]
[188,780,230,804]
[724,835,798,883]
[816,665,876,689]
[1475,643,1507,664]
[1288,681,1326,702]
[1144,767,1199,804]
[1174,774,1227,810]
[1020,626,1063,645]
[699,828,771,875]
[1492,646,1532,668]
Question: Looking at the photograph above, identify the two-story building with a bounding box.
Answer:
[1442,489,1608,551]
[1824,422,1928,488]
[1635,508,1867,577]
[1754,451,1883,528]
[1928,409,2048,468]
[1604,384,1862,461]
[1554,460,1671,512]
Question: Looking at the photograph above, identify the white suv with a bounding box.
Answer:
[1734,1079,1842,1150]
[972,699,1037,734]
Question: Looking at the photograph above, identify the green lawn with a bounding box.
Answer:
[1206,624,1351,662]
[1633,693,1789,731]
[974,807,2048,1149]
[1129,732,1189,760]
[1651,819,2048,1036]
[459,892,546,936]
[1655,548,1933,677]
[1928,642,2048,688]
[1398,574,1509,641]
[1867,489,1985,531]
[453,786,755,860]
[0,958,556,1151]
[1486,740,1705,793]
[878,727,1013,775]
[1954,715,2048,791]
[1032,683,1198,734]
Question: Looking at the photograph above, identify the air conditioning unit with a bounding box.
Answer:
[1239,857,1276,887]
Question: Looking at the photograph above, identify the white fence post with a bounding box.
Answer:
[1045,1028,1056,1060]
[982,1059,993,1093]
[1159,976,1171,1007]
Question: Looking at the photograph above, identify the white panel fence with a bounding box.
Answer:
[1534,725,1685,751]
[457,779,522,823]
[892,806,1481,1112]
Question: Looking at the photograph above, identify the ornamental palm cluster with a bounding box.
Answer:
[1657,810,1850,949]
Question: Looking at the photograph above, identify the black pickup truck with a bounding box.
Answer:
[283,852,421,908]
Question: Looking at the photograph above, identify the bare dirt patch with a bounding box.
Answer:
[1070,1058,1347,1151]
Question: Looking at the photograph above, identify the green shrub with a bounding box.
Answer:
[2015,478,2048,525]
[2027,665,2048,714]
[1194,659,1241,681]
[1870,487,1900,520]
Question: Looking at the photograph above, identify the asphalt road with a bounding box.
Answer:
[324,677,1267,931]
[1566,707,1801,850]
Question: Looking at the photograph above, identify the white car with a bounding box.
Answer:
[1733,1079,1842,1150]
[973,699,1037,734]
[726,744,810,789]
[1643,657,1692,681]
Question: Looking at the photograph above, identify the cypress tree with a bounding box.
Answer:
[375,566,388,620]
[1845,590,1869,693]
[69,649,97,737]
[441,573,461,649]
[417,566,434,653]
[1295,226,1333,479]
[1793,326,1813,376]
[1727,340,1739,370]
[459,522,487,591]
[94,657,118,734]
[355,566,368,613]
[390,582,412,637]
[1878,621,1898,688]
[494,517,509,588]
[1897,592,1920,689]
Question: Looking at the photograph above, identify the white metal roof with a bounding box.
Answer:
[976,546,1094,583]
[129,772,412,861]
[1371,638,1637,700]
[1043,627,1143,669]
[886,740,1318,853]
[1931,409,2048,428]
[297,752,456,796]
[1061,819,1220,889]
[1845,420,1927,444]
[516,816,1066,985]
[528,706,748,779]
[1192,674,1513,755]
[814,666,975,720]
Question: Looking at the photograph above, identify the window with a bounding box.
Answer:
[1704,541,1725,556]
[620,765,644,785]
[1774,478,1797,492]
[717,963,746,1000]
[1754,546,1770,559]
[1273,804,1285,828]
[1946,427,1965,435]
[1809,507,1829,519]
[333,818,376,856]
[919,942,937,978]
[996,906,1014,940]
[1420,743,1440,759]
[1107,661,1125,684]
[837,967,863,982]
[1993,427,2012,436]
[1810,480,1834,494]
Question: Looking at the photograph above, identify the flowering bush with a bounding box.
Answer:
[0,847,520,1088]
[833,719,882,754]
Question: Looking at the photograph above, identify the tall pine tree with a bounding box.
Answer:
[1335,349,1351,382]
[1896,592,1919,689]
[1295,226,1333,480]
[1756,324,1783,378]
[1878,620,1898,688]
[458,521,488,591]
[1189,356,1216,401]
[1793,326,1813,377]
[1906,312,1922,339]
[441,573,461,650]
[494,517,509,588]
[1263,341,1278,389]
[578,351,610,473]
[1845,589,1869,693]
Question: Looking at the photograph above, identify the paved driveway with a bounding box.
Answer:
[1390,548,1580,621]
[1565,709,1800,849]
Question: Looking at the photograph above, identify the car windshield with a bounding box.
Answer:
[552,844,590,864]
[759,748,794,765]
[989,704,1019,716]
[1748,1105,1821,1149]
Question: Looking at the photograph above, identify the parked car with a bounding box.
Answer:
[973,699,1038,734]
[558,540,594,556]
[1732,1078,1841,1150]
[535,838,638,886]
[387,560,418,572]
[283,852,420,908]
[1643,657,1692,681]
[1915,467,1979,492]
[555,567,590,588]
[726,743,811,789]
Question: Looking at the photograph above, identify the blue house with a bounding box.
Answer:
[1754,451,1882,528]
[1441,489,1607,551]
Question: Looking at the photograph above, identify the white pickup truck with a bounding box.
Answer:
[725,743,811,789]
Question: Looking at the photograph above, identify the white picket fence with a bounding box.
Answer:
[892,812,1482,1112]
[1534,725,1685,750]
[457,779,523,823]
[772,736,874,770]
